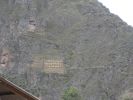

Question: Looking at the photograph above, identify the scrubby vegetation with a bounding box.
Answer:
[0,0,133,99]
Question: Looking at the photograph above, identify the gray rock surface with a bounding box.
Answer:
[0,0,133,100]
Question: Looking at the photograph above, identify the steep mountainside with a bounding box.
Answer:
[0,0,133,100]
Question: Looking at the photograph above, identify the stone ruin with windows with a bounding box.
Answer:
[31,55,65,74]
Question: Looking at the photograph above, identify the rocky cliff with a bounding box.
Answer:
[0,0,133,100]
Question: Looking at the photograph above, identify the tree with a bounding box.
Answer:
[62,87,81,100]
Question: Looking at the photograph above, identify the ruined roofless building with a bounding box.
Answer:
[0,48,10,68]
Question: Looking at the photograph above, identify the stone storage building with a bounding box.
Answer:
[43,59,65,74]
[31,55,65,74]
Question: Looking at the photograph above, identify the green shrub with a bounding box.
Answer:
[62,87,81,100]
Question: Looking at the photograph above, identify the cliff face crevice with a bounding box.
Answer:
[0,0,133,100]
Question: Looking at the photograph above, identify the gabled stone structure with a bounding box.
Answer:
[27,18,36,32]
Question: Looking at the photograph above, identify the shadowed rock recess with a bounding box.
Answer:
[0,0,133,100]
